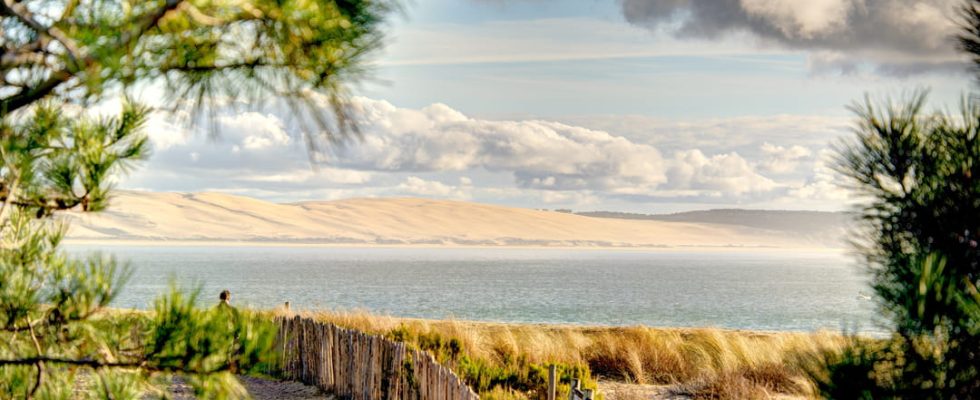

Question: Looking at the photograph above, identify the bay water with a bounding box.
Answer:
[66,245,881,334]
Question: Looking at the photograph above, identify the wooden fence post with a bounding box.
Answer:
[568,379,580,400]
[548,364,557,400]
[274,316,479,400]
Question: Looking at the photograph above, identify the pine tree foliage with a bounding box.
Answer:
[0,0,392,146]
[813,1,980,397]
[959,0,980,80]
[813,93,980,398]
[0,0,392,398]
[0,100,277,398]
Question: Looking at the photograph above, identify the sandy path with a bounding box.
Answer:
[167,376,333,399]
[599,382,691,400]
[598,381,806,400]
[237,376,334,400]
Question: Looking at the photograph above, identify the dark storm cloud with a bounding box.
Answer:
[620,0,968,73]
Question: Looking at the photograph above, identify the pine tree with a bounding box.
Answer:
[813,1,980,397]
[814,93,979,398]
[0,1,391,397]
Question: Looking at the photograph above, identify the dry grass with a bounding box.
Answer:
[599,382,676,400]
[279,309,845,399]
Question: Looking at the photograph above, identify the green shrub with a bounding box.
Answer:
[388,324,599,399]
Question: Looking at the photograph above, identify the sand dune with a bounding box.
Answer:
[63,191,841,249]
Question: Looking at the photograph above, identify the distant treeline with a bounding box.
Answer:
[575,209,854,233]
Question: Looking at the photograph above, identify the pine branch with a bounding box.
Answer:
[117,0,184,50]
[0,69,72,116]
[1,308,102,333]
[0,51,49,69]
[0,0,184,116]
[26,321,44,399]
[0,356,233,374]
[0,0,84,61]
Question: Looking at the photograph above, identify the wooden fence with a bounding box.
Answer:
[276,316,480,400]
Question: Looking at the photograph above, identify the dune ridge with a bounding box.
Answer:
[63,191,842,249]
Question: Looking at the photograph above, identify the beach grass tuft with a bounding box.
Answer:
[285,309,846,399]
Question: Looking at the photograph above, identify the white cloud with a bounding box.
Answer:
[397,176,470,199]
[787,149,852,202]
[244,168,372,185]
[341,98,806,200]
[123,96,856,210]
[540,190,600,205]
[146,113,190,151]
[125,103,376,199]
[220,112,291,150]
[759,142,812,173]
[558,114,851,155]
[340,97,669,192]
[665,150,778,196]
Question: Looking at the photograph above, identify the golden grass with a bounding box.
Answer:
[279,308,846,399]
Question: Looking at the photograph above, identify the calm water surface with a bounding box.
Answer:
[66,245,880,333]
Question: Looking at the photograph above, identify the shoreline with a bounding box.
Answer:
[64,238,847,254]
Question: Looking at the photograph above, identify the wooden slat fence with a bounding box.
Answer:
[276,316,479,400]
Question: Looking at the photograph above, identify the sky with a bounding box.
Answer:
[121,0,973,213]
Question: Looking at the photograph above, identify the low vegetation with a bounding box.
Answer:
[286,309,847,399]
